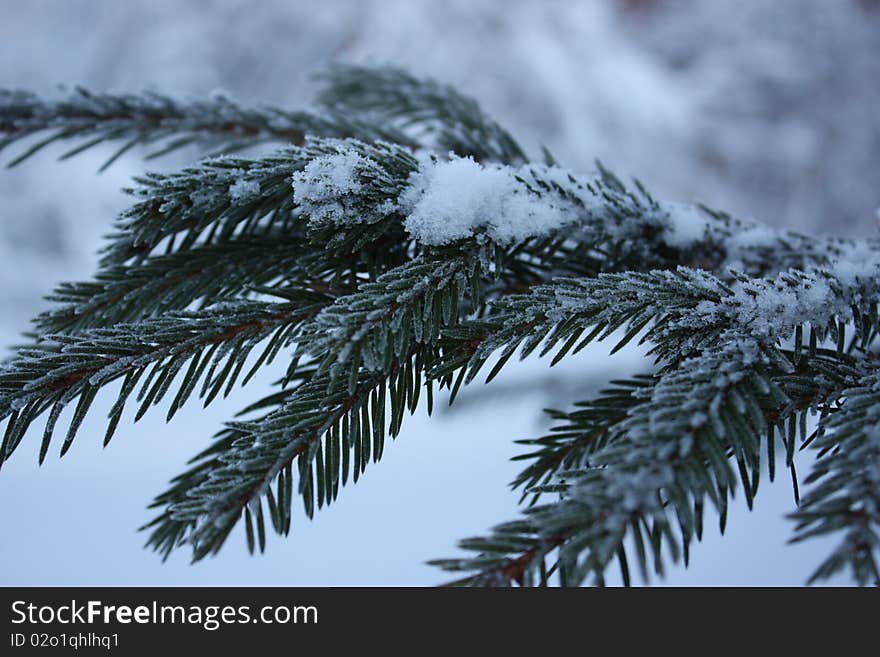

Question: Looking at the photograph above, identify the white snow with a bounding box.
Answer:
[725,274,833,339]
[397,154,587,246]
[291,151,374,224]
[721,223,779,269]
[189,188,216,207]
[228,177,260,202]
[827,241,880,296]
[659,202,709,248]
[719,263,880,341]
[294,152,365,199]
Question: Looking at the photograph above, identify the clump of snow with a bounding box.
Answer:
[189,189,216,207]
[827,241,880,298]
[608,465,674,513]
[295,152,365,200]
[658,201,709,248]
[397,154,587,246]
[723,272,838,340]
[292,151,393,225]
[228,177,260,202]
[722,223,779,269]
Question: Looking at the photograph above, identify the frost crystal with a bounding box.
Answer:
[229,177,260,202]
[189,188,215,206]
[294,152,365,201]
[291,150,396,226]
[727,274,836,339]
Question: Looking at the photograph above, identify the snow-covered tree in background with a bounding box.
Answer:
[0,67,878,586]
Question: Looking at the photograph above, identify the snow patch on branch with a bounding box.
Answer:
[727,273,837,339]
[721,248,880,339]
[229,176,260,202]
[286,140,880,290]
[292,152,371,224]
[291,145,404,227]
[397,154,593,246]
[827,241,880,298]
[656,201,710,248]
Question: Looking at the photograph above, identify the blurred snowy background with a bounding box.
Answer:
[1,0,877,585]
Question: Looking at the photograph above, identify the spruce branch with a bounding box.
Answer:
[0,296,328,467]
[3,66,879,586]
[145,250,491,559]
[142,385,302,560]
[511,377,655,502]
[150,349,430,561]
[0,65,529,170]
[432,341,863,586]
[430,263,879,585]
[316,65,528,165]
[432,264,880,390]
[0,87,409,169]
[35,234,325,333]
[101,138,418,267]
[792,371,880,585]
